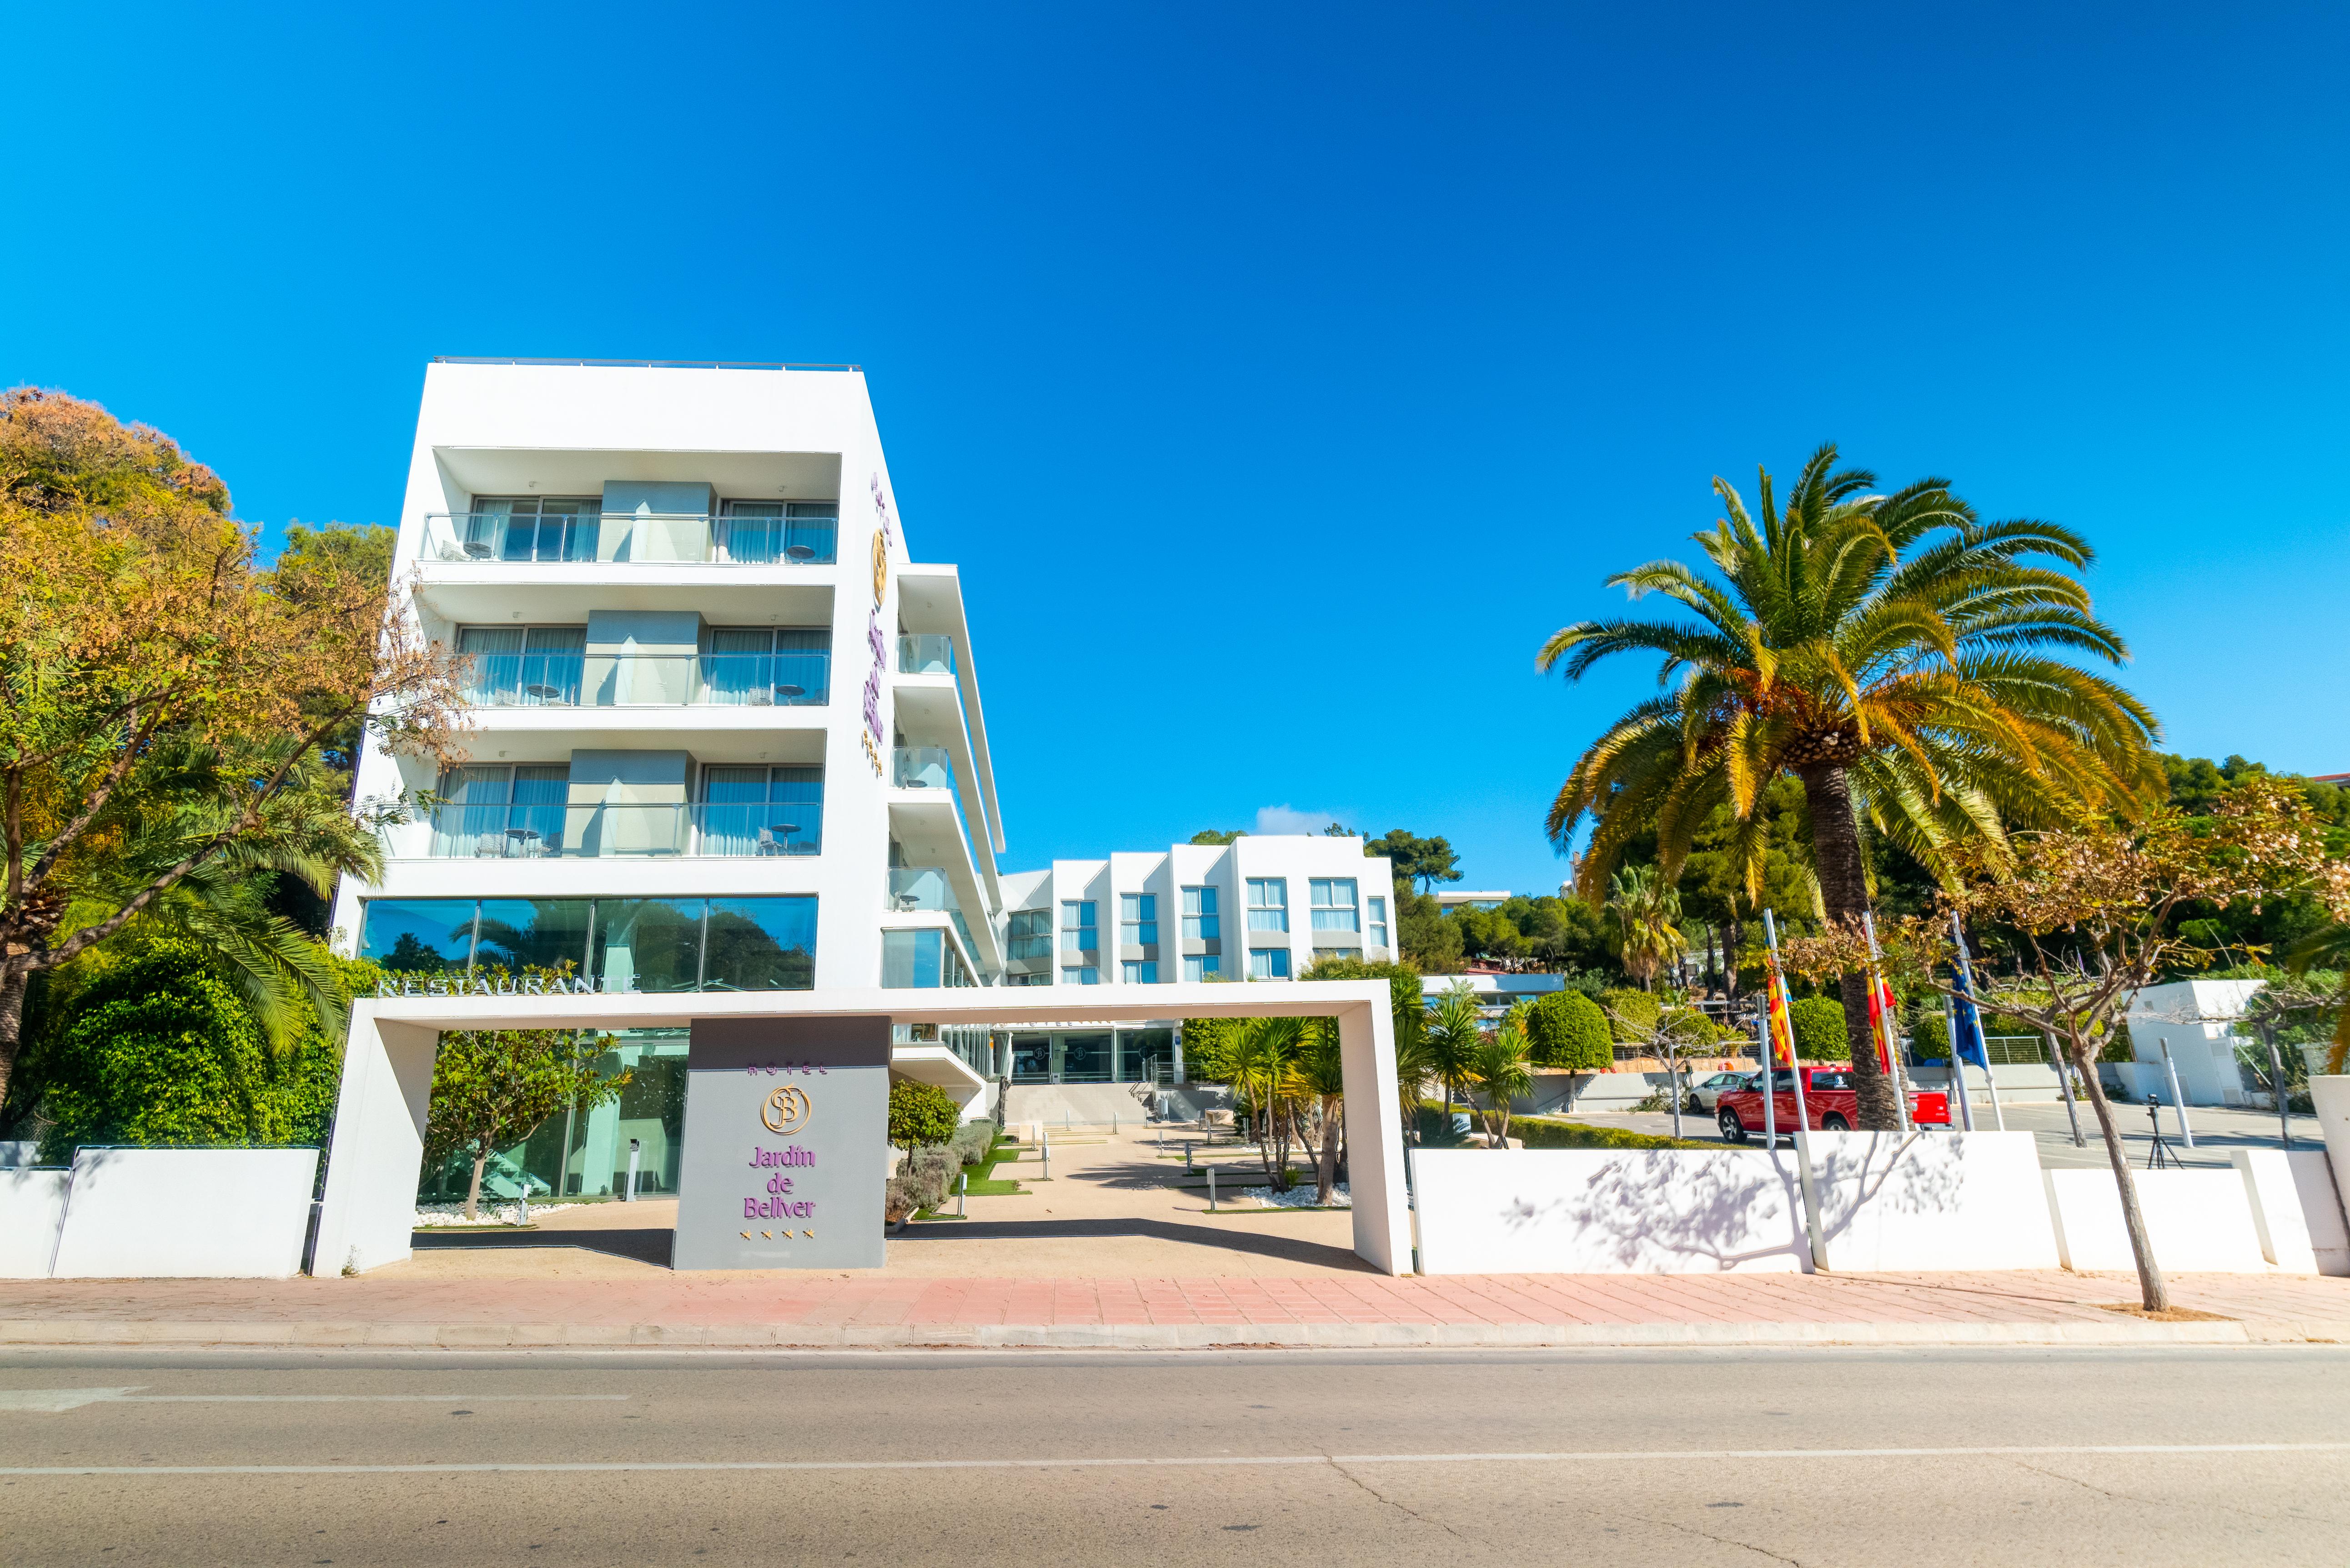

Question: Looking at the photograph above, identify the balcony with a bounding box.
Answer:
[896,635,956,676]
[425,801,819,858]
[422,510,838,567]
[888,866,979,954]
[892,746,959,796]
[460,649,830,709]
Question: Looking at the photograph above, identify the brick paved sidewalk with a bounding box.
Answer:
[2,1269,2345,1349]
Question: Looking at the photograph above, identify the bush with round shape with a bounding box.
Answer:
[1525,990,1612,1071]
[1789,996,1848,1061]
[1597,987,1662,1043]
[888,1077,961,1154]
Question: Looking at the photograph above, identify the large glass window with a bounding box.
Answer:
[1183,954,1220,982]
[1310,878,1360,932]
[1008,909,1052,962]
[1120,960,1158,985]
[1061,965,1099,986]
[1369,895,1389,952]
[1060,900,1097,953]
[703,626,830,707]
[697,765,822,856]
[465,497,600,563]
[358,899,479,972]
[703,897,818,990]
[714,500,838,565]
[457,626,585,707]
[1120,893,1157,947]
[1005,970,1050,987]
[1182,885,1219,940]
[1249,947,1291,980]
[1119,1028,1175,1084]
[472,899,595,976]
[432,764,569,858]
[1246,878,1288,933]
[591,898,706,993]
[883,927,971,988]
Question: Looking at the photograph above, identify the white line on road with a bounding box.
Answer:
[3,1442,2345,1476]
[0,1388,628,1413]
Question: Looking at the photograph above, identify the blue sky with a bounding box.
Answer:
[9,2,2347,892]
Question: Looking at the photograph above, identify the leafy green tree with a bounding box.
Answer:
[1396,890,1464,972]
[1364,829,1462,893]
[1603,864,1688,990]
[1597,986,1661,1042]
[1188,829,1246,845]
[888,1077,961,1156]
[1467,1024,1533,1145]
[1541,443,2157,1128]
[0,389,466,1107]
[1177,1014,1239,1082]
[1789,996,1848,1061]
[1525,989,1612,1075]
[425,1026,630,1218]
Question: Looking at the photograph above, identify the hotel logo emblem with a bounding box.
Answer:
[760,1084,813,1136]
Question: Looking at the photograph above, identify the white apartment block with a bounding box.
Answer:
[331,359,1394,1195]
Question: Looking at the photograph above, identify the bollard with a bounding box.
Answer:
[1113,1114,1119,1136]
[1042,1143,1051,1181]
[518,1186,530,1227]
[1208,1167,1217,1212]
[625,1138,642,1203]
[1185,1141,1194,1170]
[957,1172,967,1219]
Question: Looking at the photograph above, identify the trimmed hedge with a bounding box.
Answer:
[1790,996,1847,1061]
[1509,1116,1717,1151]
[1525,990,1612,1070]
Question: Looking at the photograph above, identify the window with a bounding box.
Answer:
[1182,885,1219,941]
[1183,954,1221,982]
[1006,970,1050,987]
[703,626,831,707]
[1249,947,1291,980]
[1310,878,1360,932]
[1120,893,1157,947]
[432,764,569,858]
[701,897,819,990]
[456,626,584,707]
[698,765,823,856]
[1008,909,1052,963]
[1121,960,1158,985]
[1061,965,1100,985]
[1060,900,1097,953]
[1369,895,1389,951]
[359,896,815,991]
[464,497,600,563]
[882,927,971,989]
[357,899,482,972]
[714,500,839,565]
[1321,949,1362,964]
[1246,878,1288,933]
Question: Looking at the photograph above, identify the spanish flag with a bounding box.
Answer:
[1764,966,1798,1069]
[1865,970,1899,1075]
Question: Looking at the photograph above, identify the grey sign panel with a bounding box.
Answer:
[673,1015,889,1271]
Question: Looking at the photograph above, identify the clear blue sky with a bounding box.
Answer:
[9,3,2346,892]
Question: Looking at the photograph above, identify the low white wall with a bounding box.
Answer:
[1411,1132,2056,1276]
[46,1148,319,1280]
[0,1168,69,1278]
[2041,1168,2269,1273]
[2232,1149,2350,1276]
[1907,1063,2065,1101]
[2314,1077,2350,1225]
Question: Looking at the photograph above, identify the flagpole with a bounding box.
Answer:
[1755,991,1775,1151]
[1763,910,1828,1272]
[1863,911,1915,1133]
[1950,910,2005,1131]
[1943,976,1975,1131]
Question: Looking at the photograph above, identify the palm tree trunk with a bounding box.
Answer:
[0,968,28,1116]
[1795,762,1902,1131]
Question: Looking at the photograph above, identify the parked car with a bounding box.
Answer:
[1714,1066,1951,1141]
[1684,1071,1757,1113]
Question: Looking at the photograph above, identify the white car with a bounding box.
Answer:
[1683,1071,1757,1113]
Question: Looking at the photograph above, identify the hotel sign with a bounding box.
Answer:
[859,471,897,779]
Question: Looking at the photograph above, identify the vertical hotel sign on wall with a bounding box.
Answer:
[859,472,897,779]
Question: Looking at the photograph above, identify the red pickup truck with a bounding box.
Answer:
[1715,1066,1951,1141]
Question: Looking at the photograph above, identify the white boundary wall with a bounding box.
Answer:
[2232,1149,2350,1275]
[2042,1168,2269,1273]
[0,1149,318,1280]
[1411,1132,2056,1275]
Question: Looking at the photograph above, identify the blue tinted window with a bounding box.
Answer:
[359,899,477,972]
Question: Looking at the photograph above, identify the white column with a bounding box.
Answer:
[1337,996,1410,1275]
[312,1005,441,1275]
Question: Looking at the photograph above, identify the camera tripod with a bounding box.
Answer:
[2143,1093,2184,1170]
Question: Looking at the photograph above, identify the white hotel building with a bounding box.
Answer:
[331,360,1394,1198]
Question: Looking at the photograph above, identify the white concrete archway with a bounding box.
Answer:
[313,980,1407,1276]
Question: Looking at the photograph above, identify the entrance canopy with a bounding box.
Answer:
[314,980,1407,1277]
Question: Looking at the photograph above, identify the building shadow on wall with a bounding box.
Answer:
[892,1216,1377,1272]
[412,1226,676,1267]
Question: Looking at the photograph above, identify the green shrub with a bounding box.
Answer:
[1525,990,1612,1070]
[39,944,286,1161]
[1179,1016,1238,1082]
[1789,996,1847,1061]
[1510,1116,1716,1151]
[900,1144,959,1211]
[1597,988,1660,1043]
[888,1078,960,1152]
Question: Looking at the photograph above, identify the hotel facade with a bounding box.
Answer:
[330,360,1395,1198]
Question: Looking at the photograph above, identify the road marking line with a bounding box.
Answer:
[2,1442,2344,1476]
[0,1389,627,1413]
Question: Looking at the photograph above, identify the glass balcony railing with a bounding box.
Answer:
[457,650,830,709]
[422,511,838,567]
[888,866,952,912]
[892,746,957,794]
[427,801,826,859]
[692,802,820,857]
[896,635,956,676]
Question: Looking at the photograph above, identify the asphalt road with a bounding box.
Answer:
[3,1346,2346,1565]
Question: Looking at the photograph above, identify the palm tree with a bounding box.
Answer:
[1294,1020,1348,1203]
[1422,983,1486,1134]
[1226,1015,1306,1191]
[1467,1024,1533,1146]
[1602,864,1689,990]
[1541,444,2157,1128]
